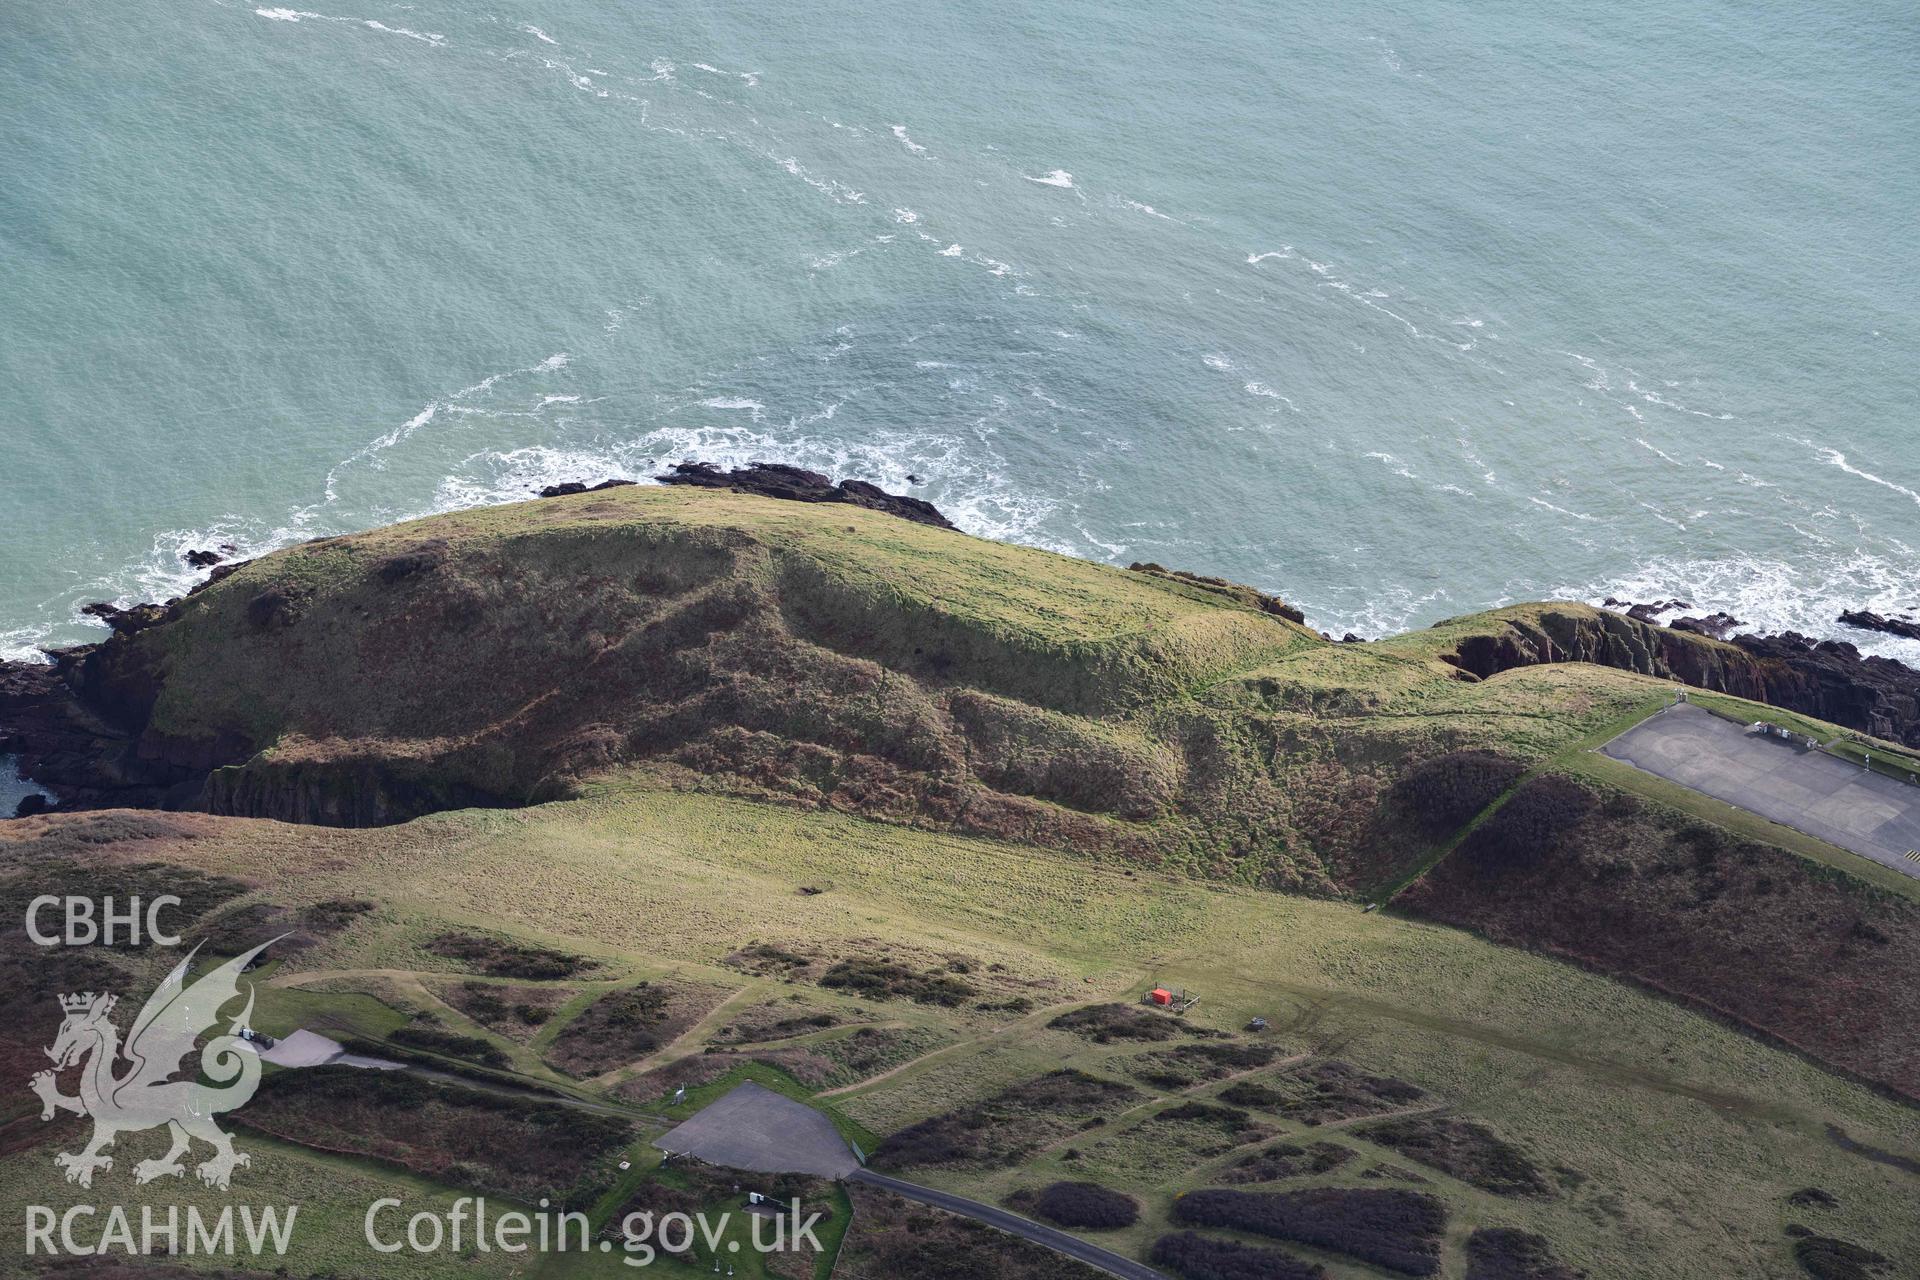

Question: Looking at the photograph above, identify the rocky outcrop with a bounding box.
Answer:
[0,655,177,811]
[656,462,954,529]
[1125,563,1307,625]
[536,467,954,527]
[78,601,172,635]
[198,758,513,826]
[536,478,637,498]
[0,580,263,813]
[1604,597,1697,624]
[1840,610,1920,642]
[1670,611,1743,640]
[1728,633,1920,748]
[1440,607,1920,748]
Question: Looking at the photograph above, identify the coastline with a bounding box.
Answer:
[3,470,1918,823]
[5,472,1919,673]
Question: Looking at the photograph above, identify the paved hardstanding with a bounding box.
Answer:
[1604,704,1920,880]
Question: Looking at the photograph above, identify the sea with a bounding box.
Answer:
[3,0,1916,684]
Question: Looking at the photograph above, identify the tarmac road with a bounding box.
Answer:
[847,1169,1170,1280]
[654,1082,1169,1278]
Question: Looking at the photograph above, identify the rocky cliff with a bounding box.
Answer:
[1433,604,1920,748]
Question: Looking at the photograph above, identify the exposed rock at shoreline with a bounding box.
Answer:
[1840,610,1920,642]
[535,467,954,528]
[1605,597,1692,624]
[1728,632,1920,747]
[0,656,171,813]
[78,601,172,635]
[656,461,955,528]
[1669,611,1744,640]
[1125,563,1307,625]
[537,478,637,498]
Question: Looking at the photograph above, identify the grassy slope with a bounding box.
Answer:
[142,486,1321,739]
[7,792,1912,1279]
[101,487,1920,897]
[14,494,1920,1277]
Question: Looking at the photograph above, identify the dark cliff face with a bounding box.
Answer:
[1440,607,1920,749]
[0,599,253,814]
[4,632,514,824]
[1731,632,1920,748]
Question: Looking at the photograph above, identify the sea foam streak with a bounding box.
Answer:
[1811,444,1920,508]
[1023,169,1074,187]
[363,20,445,45]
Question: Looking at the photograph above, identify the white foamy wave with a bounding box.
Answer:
[1566,551,1920,667]
[1203,354,1234,371]
[1025,386,1079,413]
[1118,197,1178,222]
[1023,169,1074,188]
[892,207,919,224]
[1625,376,1733,420]
[692,61,759,88]
[1808,443,1920,508]
[1,754,54,812]
[363,20,445,45]
[1634,438,1685,467]
[698,396,768,421]
[769,153,866,205]
[432,444,649,510]
[520,24,558,44]
[2,626,54,665]
[890,125,927,155]
[1246,247,1295,264]
[1528,496,1600,523]
[1243,382,1299,411]
[254,8,335,21]
[326,352,571,498]
[1308,583,1456,644]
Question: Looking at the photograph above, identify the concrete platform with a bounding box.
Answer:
[654,1081,858,1178]
[257,1028,404,1070]
[1603,704,1920,881]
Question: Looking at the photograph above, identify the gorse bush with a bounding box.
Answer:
[426,931,594,979]
[1172,1188,1447,1277]
[1011,1181,1139,1229]
[1464,1227,1584,1280]
[1359,1116,1552,1198]
[1458,775,1596,872]
[387,1026,510,1068]
[872,1070,1139,1170]
[1048,1002,1186,1043]
[1791,1234,1891,1280]
[1151,1231,1327,1280]
[820,957,977,1005]
[1389,751,1527,838]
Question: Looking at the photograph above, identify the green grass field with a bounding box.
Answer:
[9,784,1900,1279]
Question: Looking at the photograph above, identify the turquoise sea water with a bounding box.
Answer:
[3,1,1916,664]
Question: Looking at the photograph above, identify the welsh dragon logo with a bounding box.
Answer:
[30,938,279,1190]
